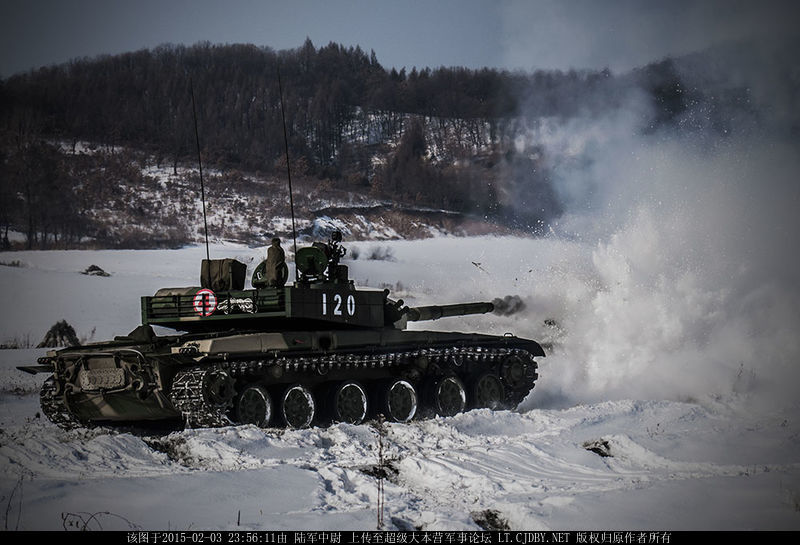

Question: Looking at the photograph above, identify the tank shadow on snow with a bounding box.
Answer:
[19,231,545,430]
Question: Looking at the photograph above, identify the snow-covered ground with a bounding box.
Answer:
[1,233,798,531]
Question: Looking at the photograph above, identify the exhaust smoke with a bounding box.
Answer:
[492,295,526,317]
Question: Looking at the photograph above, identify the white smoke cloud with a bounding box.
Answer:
[512,36,800,411]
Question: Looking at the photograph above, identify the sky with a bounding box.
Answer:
[1,0,798,78]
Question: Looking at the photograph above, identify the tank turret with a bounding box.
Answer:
[20,233,544,430]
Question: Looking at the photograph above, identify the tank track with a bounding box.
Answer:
[40,376,84,430]
[168,366,235,428]
[171,346,538,428]
[228,346,536,377]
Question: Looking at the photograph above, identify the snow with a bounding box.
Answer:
[3,71,800,530]
[1,235,799,531]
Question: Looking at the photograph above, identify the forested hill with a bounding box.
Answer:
[1,39,600,167]
[0,39,769,249]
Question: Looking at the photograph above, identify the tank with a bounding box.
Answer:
[19,231,544,430]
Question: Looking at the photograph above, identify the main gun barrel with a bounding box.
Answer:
[405,302,495,322]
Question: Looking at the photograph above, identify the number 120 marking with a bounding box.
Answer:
[322,293,356,317]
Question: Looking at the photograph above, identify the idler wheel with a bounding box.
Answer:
[281,384,316,429]
[500,354,528,389]
[331,381,368,424]
[380,379,418,423]
[429,375,466,417]
[203,369,236,407]
[471,372,505,409]
[235,385,273,427]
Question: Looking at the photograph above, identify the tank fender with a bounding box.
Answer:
[172,333,289,356]
[17,364,53,375]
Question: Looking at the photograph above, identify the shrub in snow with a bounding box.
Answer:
[37,320,80,348]
[81,264,111,277]
[367,245,395,261]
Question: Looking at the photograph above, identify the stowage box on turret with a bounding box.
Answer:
[20,232,544,430]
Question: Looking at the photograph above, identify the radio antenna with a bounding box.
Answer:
[276,64,299,280]
[190,77,211,263]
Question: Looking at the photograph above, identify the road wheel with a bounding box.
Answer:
[331,381,369,424]
[281,385,315,429]
[235,385,273,427]
[379,379,418,423]
[471,372,505,409]
[429,375,466,417]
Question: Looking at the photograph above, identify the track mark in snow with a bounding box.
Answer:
[314,466,374,512]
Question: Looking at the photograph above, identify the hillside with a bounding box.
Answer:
[2,38,796,249]
[0,139,526,249]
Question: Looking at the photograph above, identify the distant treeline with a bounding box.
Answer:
[0,40,623,170]
[0,39,758,248]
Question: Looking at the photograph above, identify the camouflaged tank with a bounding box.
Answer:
[19,233,544,430]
